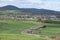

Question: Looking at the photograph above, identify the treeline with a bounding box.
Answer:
[44,20,60,24]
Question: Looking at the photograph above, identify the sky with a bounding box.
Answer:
[0,0,60,11]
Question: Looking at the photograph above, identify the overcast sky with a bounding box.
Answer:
[0,0,60,11]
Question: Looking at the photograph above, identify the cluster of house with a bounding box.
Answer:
[15,15,60,20]
[0,14,60,20]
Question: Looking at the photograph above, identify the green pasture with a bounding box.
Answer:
[0,34,49,40]
[0,20,38,34]
[34,23,60,37]
[0,20,60,40]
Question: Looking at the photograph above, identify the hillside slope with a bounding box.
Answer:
[0,5,60,15]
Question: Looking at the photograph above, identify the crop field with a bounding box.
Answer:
[0,20,60,40]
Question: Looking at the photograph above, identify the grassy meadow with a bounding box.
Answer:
[34,23,60,37]
[0,20,38,34]
[0,20,60,40]
[0,20,48,40]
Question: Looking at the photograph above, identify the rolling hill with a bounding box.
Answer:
[0,5,60,15]
[0,5,20,10]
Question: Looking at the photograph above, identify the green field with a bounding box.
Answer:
[34,23,60,37]
[0,34,49,40]
[0,20,60,40]
[0,21,38,34]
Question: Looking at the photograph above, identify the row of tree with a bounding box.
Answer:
[37,17,60,24]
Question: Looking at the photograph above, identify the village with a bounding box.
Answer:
[0,14,60,21]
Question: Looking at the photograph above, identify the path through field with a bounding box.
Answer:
[21,28,52,40]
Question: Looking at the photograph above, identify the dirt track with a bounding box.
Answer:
[21,28,60,40]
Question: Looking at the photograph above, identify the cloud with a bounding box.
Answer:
[0,0,42,6]
[1,0,15,2]
[40,2,60,11]
[0,0,60,11]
